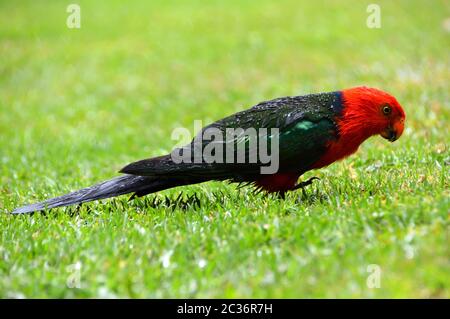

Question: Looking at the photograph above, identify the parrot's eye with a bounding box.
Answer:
[382,105,392,115]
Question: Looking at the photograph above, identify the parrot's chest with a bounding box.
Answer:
[310,136,364,170]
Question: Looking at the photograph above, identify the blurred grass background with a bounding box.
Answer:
[0,0,449,298]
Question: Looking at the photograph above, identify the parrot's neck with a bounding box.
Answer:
[311,89,382,170]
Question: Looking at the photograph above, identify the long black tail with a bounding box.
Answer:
[11,174,201,215]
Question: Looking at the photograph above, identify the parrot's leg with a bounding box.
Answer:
[292,177,320,190]
[274,177,319,199]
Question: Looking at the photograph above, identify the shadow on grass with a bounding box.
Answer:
[127,187,324,213]
[11,185,326,217]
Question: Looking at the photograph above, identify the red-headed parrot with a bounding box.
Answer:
[12,86,405,214]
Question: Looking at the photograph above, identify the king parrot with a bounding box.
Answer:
[12,86,406,214]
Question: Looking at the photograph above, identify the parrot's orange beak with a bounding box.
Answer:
[381,118,404,142]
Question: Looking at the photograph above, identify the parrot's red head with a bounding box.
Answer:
[311,86,406,170]
[341,86,406,142]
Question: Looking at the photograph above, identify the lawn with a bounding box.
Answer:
[0,0,448,298]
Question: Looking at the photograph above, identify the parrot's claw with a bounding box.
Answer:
[292,177,320,190]
[275,177,320,199]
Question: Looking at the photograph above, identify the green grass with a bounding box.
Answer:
[0,0,449,298]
